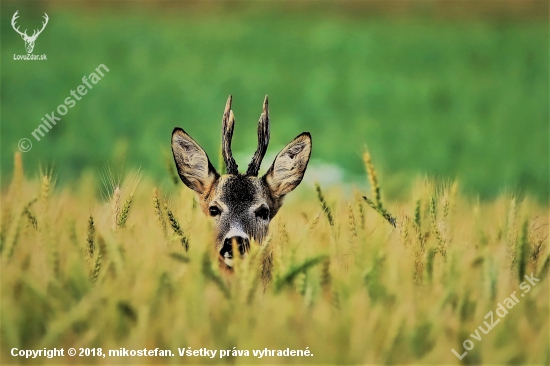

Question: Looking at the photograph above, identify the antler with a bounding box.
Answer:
[246,95,270,176]
[30,13,49,39]
[222,95,239,175]
[11,11,28,38]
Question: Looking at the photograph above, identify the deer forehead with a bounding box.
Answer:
[213,175,268,210]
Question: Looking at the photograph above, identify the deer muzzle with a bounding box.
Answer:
[220,229,250,267]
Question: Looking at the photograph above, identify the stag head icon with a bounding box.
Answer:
[11,11,49,54]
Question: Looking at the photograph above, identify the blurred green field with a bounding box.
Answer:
[1,2,548,201]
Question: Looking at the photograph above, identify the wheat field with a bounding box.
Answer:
[0,151,548,365]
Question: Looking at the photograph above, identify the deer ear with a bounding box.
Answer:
[264,132,312,198]
[171,128,219,195]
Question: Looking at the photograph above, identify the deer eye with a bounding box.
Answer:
[255,206,269,221]
[209,206,221,217]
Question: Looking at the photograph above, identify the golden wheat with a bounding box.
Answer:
[117,195,134,228]
[429,196,446,257]
[1,153,548,365]
[152,188,168,237]
[363,149,381,207]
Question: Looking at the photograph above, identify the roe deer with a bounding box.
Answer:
[171,96,311,267]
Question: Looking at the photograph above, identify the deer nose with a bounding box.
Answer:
[220,236,250,267]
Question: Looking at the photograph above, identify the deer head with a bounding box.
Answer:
[171,96,312,267]
[11,11,49,54]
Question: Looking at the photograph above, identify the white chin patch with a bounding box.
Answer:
[223,257,234,267]
[223,252,248,267]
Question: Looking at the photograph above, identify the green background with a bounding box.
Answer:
[1,1,548,201]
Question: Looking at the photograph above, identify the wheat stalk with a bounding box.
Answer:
[315,183,334,226]
[507,197,518,266]
[92,250,102,283]
[425,247,436,282]
[307,212,321,233]
[442,191,450,221]
[23,199,38,230]
[355,191,365,230]
[165,204,189,251]
[362,149,396,227]
[50,239,60,279]
[429,196,446,257]
[117,196,134,228]
[168,252,190,263]
[153,189,167,237]
[517,219,529,282]
[320,258,332,293]
[40,172,52,211]
[111,186,121,232]
[201,252,230,299]
[348,203,357,244]
[261,250,274,290]
[363,196,397,227]
[529,217,548,271]
[87,215,95,257]
[278,219,290,247]
[274,255,327,293]
[101,167,142,231]
[331,287,341,310]
[4,206,24,259]
[296,271,307,296]
[414,199,421,229]
[363,150,381,207]
[0,210,12,251]
[260,235,274,290]
[97,235,107,260]
[399,216,410,246]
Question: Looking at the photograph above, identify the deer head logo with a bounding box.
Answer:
[11,11,49,54]
[171,96,312,267]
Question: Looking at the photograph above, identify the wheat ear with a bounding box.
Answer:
[87,215,95,257]
[153,189,168,237]
[315,183,334,226]
[165,204,189,251]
